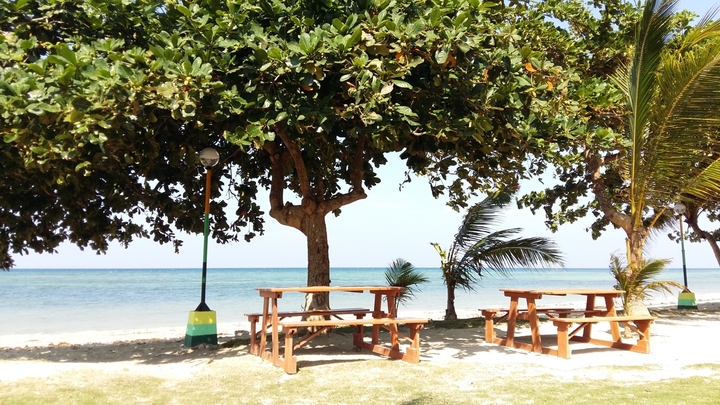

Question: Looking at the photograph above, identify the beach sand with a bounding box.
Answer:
[1,302,720,383]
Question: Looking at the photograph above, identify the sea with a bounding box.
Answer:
[3,267,720,336]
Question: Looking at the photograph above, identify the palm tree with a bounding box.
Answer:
[609,254,684,317]
[431,193,565,320]
[586,0,720,312]
[384,258,429,309]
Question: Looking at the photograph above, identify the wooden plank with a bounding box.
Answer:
[245,308,371,320]
[550,316,656,324]
[255,286,404,293]
[279,317,429,328]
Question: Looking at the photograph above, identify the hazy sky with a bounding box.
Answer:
[13,0,720,270]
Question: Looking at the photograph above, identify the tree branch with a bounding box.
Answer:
[263,139,303,230]
[275,127,313,201]
[585,150,632,233]
[324,135,368,212]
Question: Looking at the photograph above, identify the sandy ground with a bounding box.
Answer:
[1,303,720,383]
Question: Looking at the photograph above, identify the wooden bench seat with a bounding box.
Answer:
[245,308,372,356]
[278,317,429,374]
[550,315,656,359]
[245,307,373,323]
[480,307,598,344]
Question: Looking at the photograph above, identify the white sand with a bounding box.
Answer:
[2,303,720,383]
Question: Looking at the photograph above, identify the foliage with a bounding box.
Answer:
[0,0,598,277]
[383,258,429,309]
[609,254,683,316]
[520,0,720,282]
[432,192,564,320]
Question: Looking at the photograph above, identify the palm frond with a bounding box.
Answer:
[626,0,679,225]
[453,195,504,248]
[384,258,429,307]
[461,236,565,275]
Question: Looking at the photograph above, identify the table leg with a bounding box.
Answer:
[604,294,621,341]
[505,296,519,347]
[372,293,382,344]
[527,298,542,353]
[583,295,595,339]
[259,298,269,357]
[271,297,280,364]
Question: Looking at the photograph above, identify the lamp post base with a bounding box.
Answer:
[184,310,218,347]
[677,292,698,310]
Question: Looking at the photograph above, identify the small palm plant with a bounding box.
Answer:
[384,258,429,309]
[609,254,684,317]
[432,193,565,320]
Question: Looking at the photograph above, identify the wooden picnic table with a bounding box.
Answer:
[249,286,428,373]
[482,288,655,358]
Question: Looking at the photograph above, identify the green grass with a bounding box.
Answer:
[2,315,717,405]
[2,357,718,405]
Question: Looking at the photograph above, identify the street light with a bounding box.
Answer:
[673,202,697,309]
[184,147,220,347]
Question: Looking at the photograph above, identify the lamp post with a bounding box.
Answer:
[184,147,220,347]
[673,202,697,309]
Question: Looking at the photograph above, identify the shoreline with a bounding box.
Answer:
[1,302,720,385]
[3,300,719,349]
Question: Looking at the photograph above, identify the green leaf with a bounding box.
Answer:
[391,80,412,89]
[435,46,450,65]
[157,83,176,97]
[395,106,418,117]
[246,124,264,138]
[55,44,78,67]
[3,133,19,143]
[346,27,362,48]
[267,47,283,60]
[75,161,92,172]
[27,102,61,114]
[176,5,192,18]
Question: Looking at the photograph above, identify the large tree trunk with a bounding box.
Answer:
[264,133,367,316]
[304,213,331,311]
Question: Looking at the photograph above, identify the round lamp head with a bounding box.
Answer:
[673,202,686,215]
[199,147,220,168]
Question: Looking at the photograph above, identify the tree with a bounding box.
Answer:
[383,258,429,309]
[681,201,720,266]
[431,192,564,320]
[1,0,585,301]
[520,0,720,303]
[609,254,683,318]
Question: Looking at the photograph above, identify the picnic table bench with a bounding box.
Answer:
[483,288,657,358]
[245,308,372,356]
[551,315,655,358]
[279,317,428,374]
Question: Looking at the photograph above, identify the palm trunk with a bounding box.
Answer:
[445,279,457,320]
[624,230,650,320]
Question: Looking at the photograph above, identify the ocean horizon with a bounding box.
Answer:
[4,267,720,336]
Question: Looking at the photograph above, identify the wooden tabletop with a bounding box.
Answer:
[500,288,622,296]
[256,286,405,293]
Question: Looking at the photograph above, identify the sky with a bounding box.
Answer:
[12,0,720,270]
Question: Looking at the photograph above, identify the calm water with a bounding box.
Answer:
[3,267,719,335]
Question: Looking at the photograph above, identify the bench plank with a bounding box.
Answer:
[279,317,429,374]
[246,308,372,356]
[550,316,655,359]
[279,317,428,328]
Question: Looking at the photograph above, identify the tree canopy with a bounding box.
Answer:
[522,0,720,281]
[2,0,650,292]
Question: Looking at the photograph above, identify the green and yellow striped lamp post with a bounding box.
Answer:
[674,202,697,310]
[184,147,220,347]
